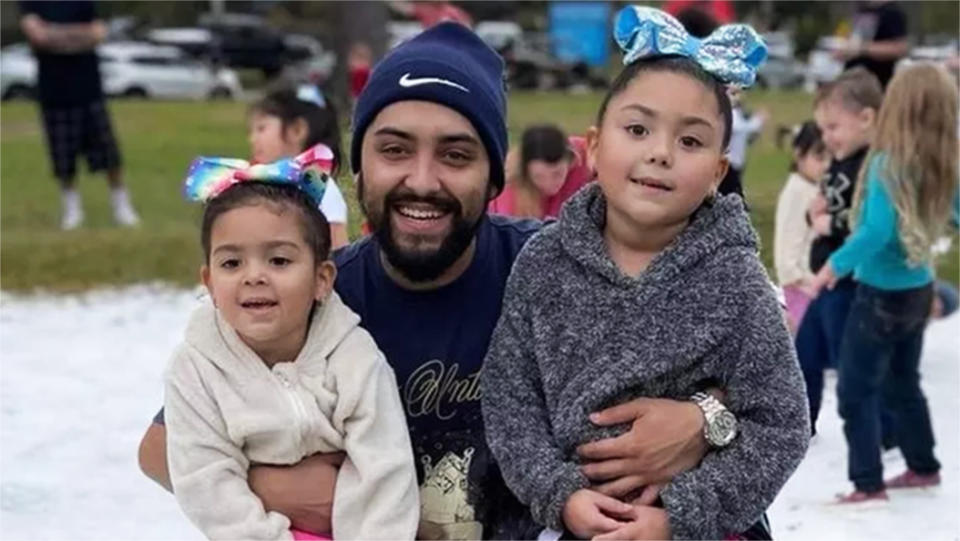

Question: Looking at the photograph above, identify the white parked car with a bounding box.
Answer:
[804,37,847,92]
[99,41,241,99]
[387,21,424,50]
[0,41,241,101]
[0,43,37,100]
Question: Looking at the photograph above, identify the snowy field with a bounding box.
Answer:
[1,285,958,540]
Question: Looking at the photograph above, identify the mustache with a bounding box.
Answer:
[385,189,462,215]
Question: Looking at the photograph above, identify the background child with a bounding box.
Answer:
[483,7,808,540]
[811,63,959,503]
[488,124,592,219]
[796,67,883,436]
[347,42,373,105]
[165,145,419,540]
[720,88,768,202]
[774,121,831,333]
[249,86,351,249]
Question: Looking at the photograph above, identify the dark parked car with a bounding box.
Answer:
[147,13,321,77]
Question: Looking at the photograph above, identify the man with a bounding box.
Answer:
[834,0,909,89]
[139,23,745,539]
[19,1,140,230]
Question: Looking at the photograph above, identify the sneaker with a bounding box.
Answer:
[834,489,889,505]
[885,470,941,489]
[111,188,140,227]
[61,189,84,230]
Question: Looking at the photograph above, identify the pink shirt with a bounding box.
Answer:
[488,136,593,219]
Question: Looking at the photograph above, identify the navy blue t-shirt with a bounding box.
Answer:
[333,214,540,539]
[19,0,104,106]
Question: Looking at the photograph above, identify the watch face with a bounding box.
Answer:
[708,411,738,446]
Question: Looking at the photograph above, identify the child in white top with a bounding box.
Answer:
[249,86,351,249]
[774,121,830,332]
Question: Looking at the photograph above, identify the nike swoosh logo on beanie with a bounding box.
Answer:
[399,73,469,93]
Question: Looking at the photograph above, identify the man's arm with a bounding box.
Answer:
[136,419,342,534]
[20,13,107,54]
[577,396,709,498]
[138,422,172,491]
[861,38,910,61]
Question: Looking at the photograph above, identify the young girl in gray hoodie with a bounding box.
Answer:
[482,7,809,540]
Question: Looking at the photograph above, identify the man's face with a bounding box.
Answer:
[359,100,492,283]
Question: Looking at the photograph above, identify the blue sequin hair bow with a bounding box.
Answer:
[614,5,767,88]
[183,143,334,206]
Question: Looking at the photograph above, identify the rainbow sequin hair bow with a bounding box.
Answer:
[183,143,335,206]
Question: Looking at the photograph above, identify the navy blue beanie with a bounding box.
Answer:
[351,22,508,194]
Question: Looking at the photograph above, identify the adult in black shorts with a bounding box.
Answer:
[19,0,140,230]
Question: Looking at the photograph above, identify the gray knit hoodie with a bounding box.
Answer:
[482,183,809,539]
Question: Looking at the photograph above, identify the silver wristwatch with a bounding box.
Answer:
[691,392,738,448]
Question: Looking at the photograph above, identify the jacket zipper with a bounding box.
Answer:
[275,371,308,449]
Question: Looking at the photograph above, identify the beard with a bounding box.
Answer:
[360,179,484,283]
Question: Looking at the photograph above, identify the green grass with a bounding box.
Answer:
[1,92,957,292]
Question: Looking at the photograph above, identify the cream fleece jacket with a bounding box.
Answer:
[774,172,819,286]
[165,292,419,540]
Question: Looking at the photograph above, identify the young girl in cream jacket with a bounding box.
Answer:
[164,145,419,540]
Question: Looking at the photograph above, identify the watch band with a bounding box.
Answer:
[691,391,737,447]
[691,392,724,418]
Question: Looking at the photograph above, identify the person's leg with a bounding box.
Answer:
[82,100,139,226]
[795,295,828,435]
[41,105,84,229]
[879,405,898,451]
[836,288,890,494]
[822,280,856,370]
[884,286,940,485]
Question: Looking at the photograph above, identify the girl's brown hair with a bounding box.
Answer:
[851,63,959,266]
[504,125,575,218]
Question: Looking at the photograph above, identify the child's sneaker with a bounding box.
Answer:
[61,189,84,230]
[885,470,941,489]
[833,489,889,505]
[111,187,140,227]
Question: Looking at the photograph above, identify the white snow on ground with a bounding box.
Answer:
[1,285,957,540]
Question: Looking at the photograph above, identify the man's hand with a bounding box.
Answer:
[578,398,706,498]
[20,14,50,48]
[561,489,632,539]
[831,39,860,62]
[593,505,672,541]
[248,452,344,534]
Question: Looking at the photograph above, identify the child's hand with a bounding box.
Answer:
[809,263,838,298]
[562,489,633,539]
[628,483,664,506]
[796,279,818,298]
[593,505,672,541]
[812,214,832,236]
[809,193,828,217]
